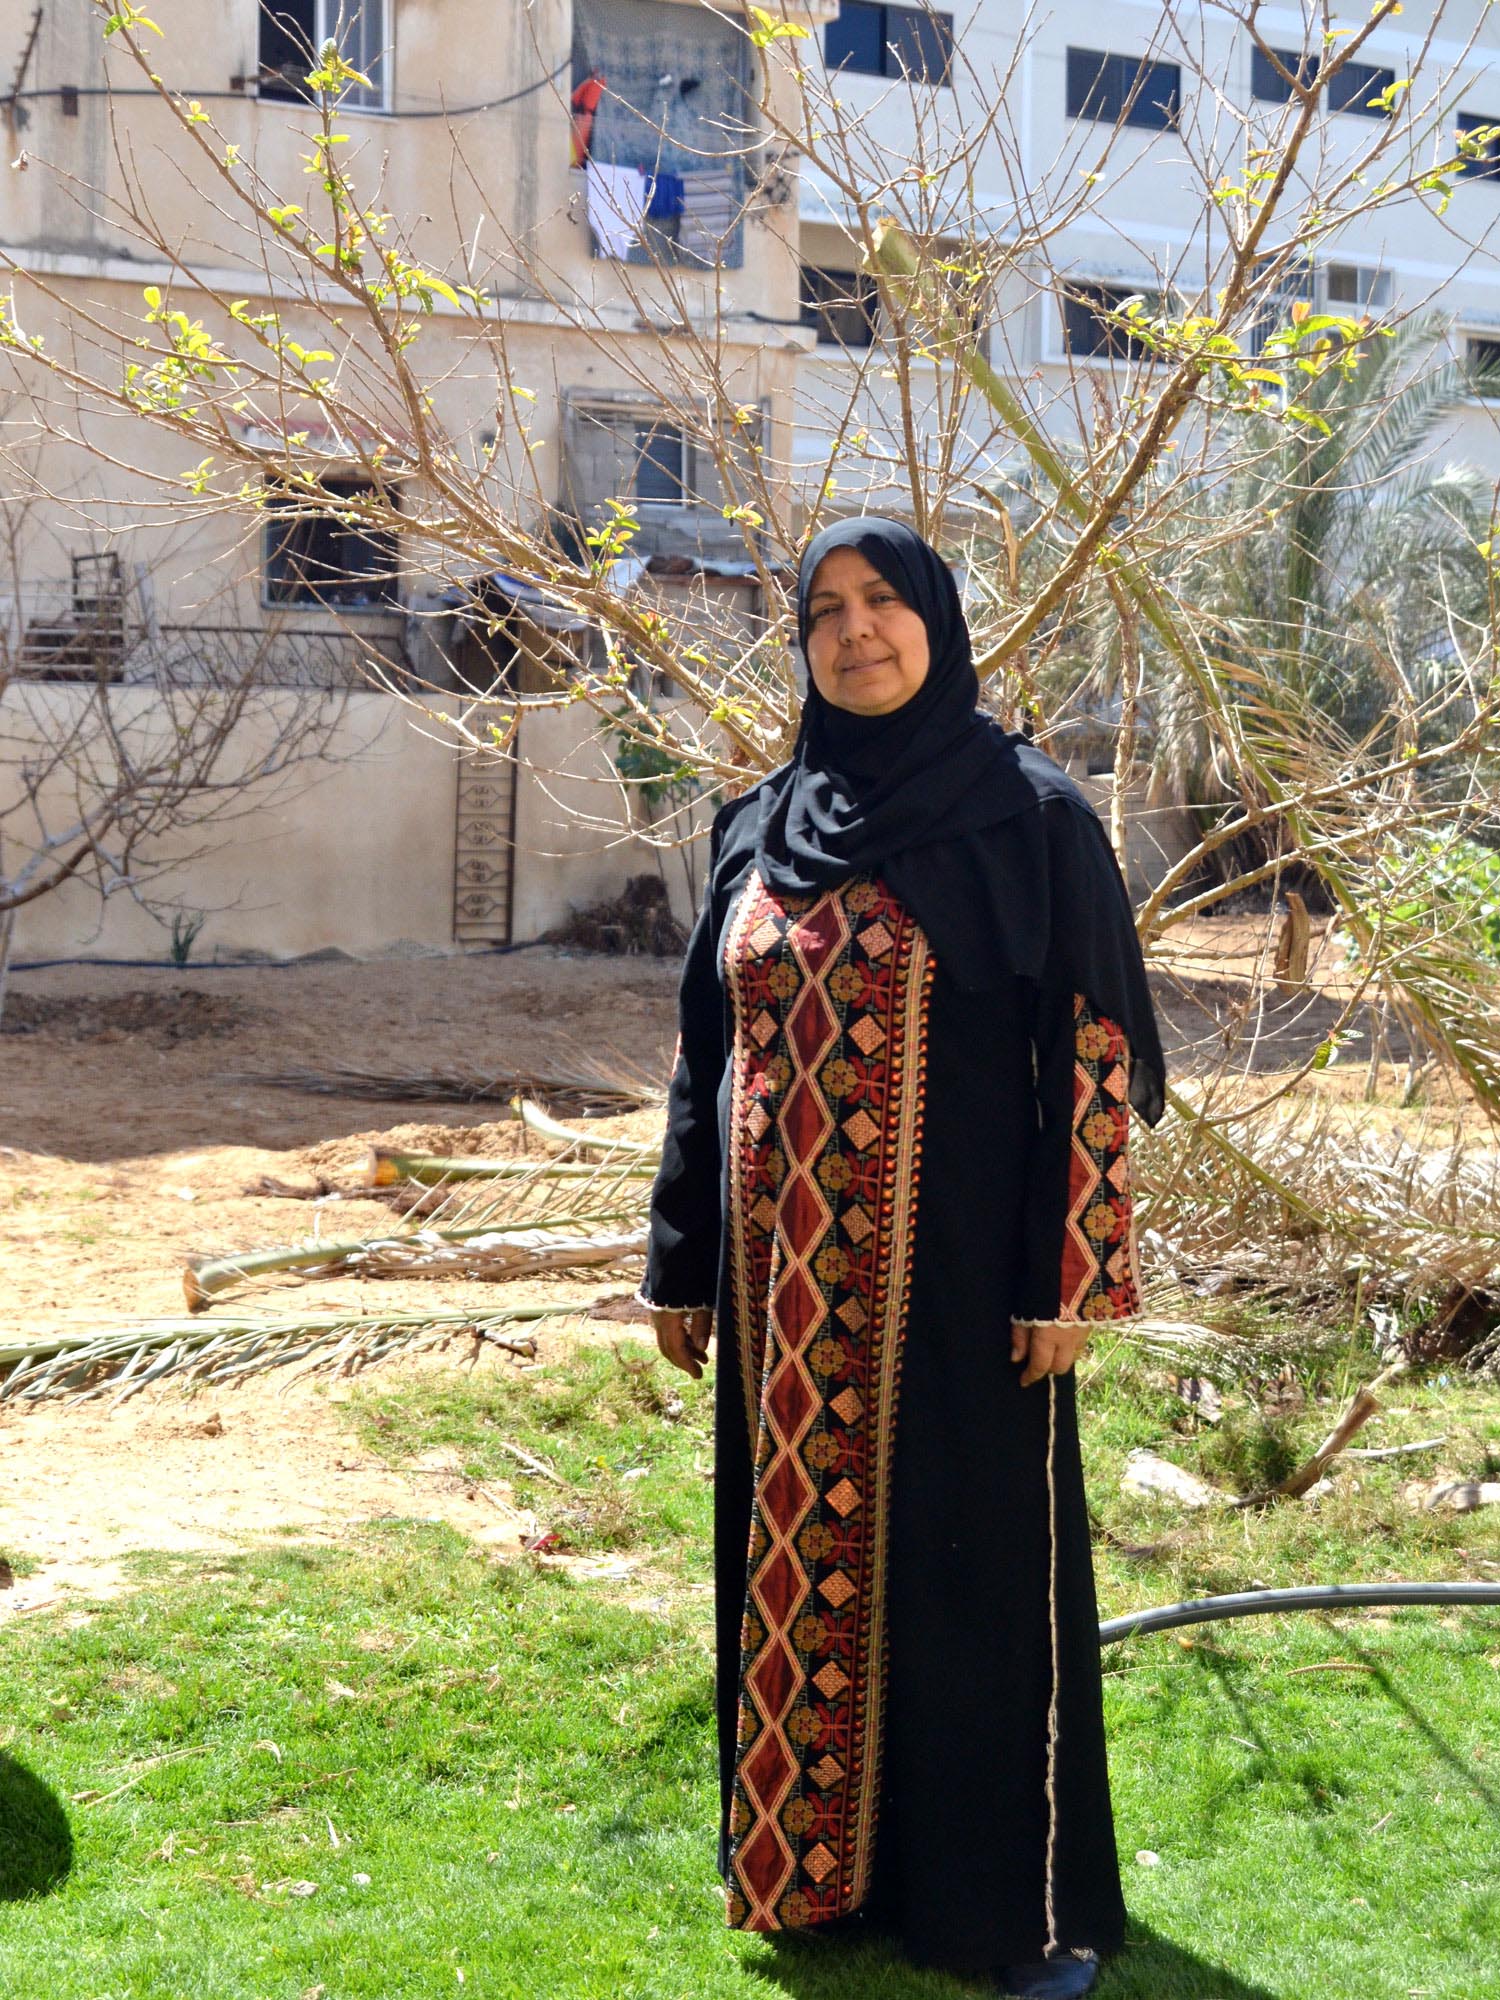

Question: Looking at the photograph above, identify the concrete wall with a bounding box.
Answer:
[1,686,667,961]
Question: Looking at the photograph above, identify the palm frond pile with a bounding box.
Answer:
[233,1056,664,1115]
[0,1304,577,1405]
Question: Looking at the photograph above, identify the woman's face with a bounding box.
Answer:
[803,548,931,717]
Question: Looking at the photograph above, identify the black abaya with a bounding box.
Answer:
[644,782,1143,1973]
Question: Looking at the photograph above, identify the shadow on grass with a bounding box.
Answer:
[1334,1626,1500,1821]
[0,1753,72,1901]
[749,1921,1281,2000]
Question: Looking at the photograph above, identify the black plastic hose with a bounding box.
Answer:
[1099,1581,1500,1647]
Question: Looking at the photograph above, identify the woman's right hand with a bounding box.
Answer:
[650,1307,714,1380]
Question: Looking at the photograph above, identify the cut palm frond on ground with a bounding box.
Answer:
[232,1059,664,1114]
[368,1147,659,1187]
[190,1119,662,1308]
[514,1099,658,1158]
[184,1223,647,1309]
[0,1303,583,1403]
[1137,1095,1500,1317]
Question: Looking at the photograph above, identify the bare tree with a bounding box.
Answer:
[0,448,384,1013]
[1,0,1498,1137]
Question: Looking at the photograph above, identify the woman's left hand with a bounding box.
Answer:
[1010,1318,1091,1387]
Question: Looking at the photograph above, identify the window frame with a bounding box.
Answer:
[1322,262,1392,312]
[262,474,401,612]
[566,401,702,512]
[1065,48,1181,132]
[258,0,392,114]
[824,2,955,87]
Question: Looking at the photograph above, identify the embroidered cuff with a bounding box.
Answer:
[634,1287,715,1315]
[1011,1314,1137,1331]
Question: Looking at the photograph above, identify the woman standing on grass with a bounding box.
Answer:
[641,517,1166,2000]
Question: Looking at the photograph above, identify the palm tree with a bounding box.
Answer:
[1148,313,1497,814]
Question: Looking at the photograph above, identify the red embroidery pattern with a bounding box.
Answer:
[721,871,932,1932]
[1059,994,1140,1322]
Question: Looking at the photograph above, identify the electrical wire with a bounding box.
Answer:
[4,58,569,119]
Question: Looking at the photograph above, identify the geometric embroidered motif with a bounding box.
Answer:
[721,870,933,1933]
[1059,994,1141,1323]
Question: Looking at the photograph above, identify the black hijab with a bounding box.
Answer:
[754,517,1166,1124]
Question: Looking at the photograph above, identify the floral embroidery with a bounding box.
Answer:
[721,871,932,1932]
[1058,995,1141,1323]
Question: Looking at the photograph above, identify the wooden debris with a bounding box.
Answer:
[368,1147,656,1188]
[1233,1362,1406,1508]
[1344,1437,1446,1461]
[183,1224,646,1308]
[1273,890,1311,993]
[245,1173,342,1201]
[494,1440,565,1486]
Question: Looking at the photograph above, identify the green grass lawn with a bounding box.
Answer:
[2,1341,1498,2000]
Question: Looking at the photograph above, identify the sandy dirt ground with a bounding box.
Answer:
[0,947,683,1619]
[0,915,1450,1620]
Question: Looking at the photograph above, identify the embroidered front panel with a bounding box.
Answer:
[721,871,932,1932]
[1059,994,1141,1322]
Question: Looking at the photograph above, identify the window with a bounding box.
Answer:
[1457,111,1500,181]
[1251,46,1395,117]
[264,477,399,608]
[800,265,880,347]
[825,3,955,86]
[1246,260,1388,355]
[1465,337,1500,395]
[1066,49,1180,130]
[563,402,706,514]
[1324,262,1391,311]
[634,424,687,505]
[1059,282,1160,361]
[258,1,388,111]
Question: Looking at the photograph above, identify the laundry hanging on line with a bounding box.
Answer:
[570,73,606,168]
[644,172,686,221]
[584,161,649,260]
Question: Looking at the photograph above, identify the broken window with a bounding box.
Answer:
[571,0,749,267]
[264,477,400,608]
[800,266,881,348]
[259,1,389,111]
[1059,283,1163,361]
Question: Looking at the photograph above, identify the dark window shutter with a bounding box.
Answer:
[884,7,954,85]
[1327,59,1396,117]
[1457,111,1500,179]
[826,1,886,76]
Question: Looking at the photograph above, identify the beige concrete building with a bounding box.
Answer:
[0,0,815,958]
[5,2,1490,960]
